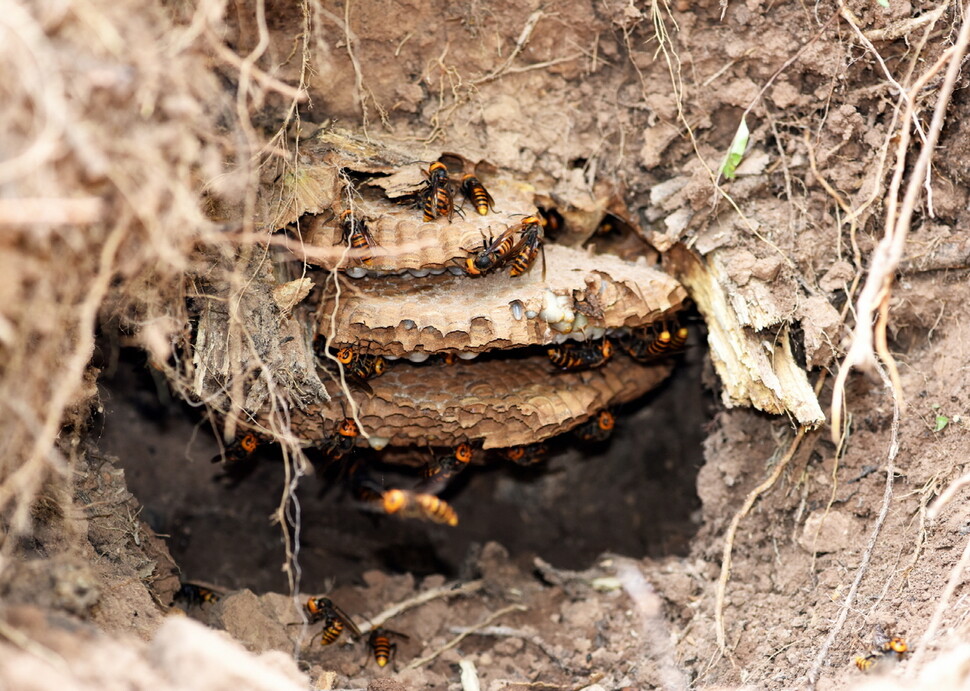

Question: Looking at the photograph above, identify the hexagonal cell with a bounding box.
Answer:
[286,353,673,449]
[316,244,689,357]
[299,175,540,275]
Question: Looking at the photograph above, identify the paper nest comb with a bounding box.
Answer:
[248,129,691,451]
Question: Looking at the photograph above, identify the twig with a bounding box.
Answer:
[404,604,526,670]
[358,579,484,634]
[500,52,584,76]
[0,198,104,225]
[616,559,689,691]
[864,4,948,42]
[459,660,481,691]
[0,619,69,672]
[342,0,368,131]
[908,529,970,674]
[927,472,970,522]
[472,10,544,84]
[807,362,900,686]
[446,625,569,671]
[714,427,807,652]
[831,3,970,444]
[206,39,307,102]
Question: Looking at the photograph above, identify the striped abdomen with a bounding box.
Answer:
[461,174,494,215]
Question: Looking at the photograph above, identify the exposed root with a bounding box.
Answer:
[714,427,807,653]
[908,528,970,675]
[471,10,545,85]
[615,558,689,691]
[447,625,572,673]
[807,362,900,687]
[831,3,970,445]
[359,579,484,634]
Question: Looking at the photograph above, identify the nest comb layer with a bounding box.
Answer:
[300,176,539,275]
[317,244,688,357]
[288,355,673,449]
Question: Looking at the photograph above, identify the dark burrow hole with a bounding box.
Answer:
[94,321,713,594]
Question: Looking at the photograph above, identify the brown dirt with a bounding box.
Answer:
[5,0,970,690]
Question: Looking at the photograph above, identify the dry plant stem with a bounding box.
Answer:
[831,5,970,444]
[342,0,368,131]
[0,198,104,225]
[0,223,126,538]
[445,625,567,670]
[714,427,807,653]
[404,604,526,670]
[0,619,69,672]
[0,4,68,184]
[616,559,688,691]
[472,10,544,84]
[908,526,970,674]
[807,363,899,687]
[927,473,970,522]
[459,660,481,691]
[358,579,484,634]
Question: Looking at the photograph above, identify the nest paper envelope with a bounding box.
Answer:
[290,356,673,449]
[302,175,541,274]
[319,244,689,356]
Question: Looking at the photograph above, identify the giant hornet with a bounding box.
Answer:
[323,418,361,461]
[421,442,473,484]
[574,409,616,442]
[304,596,362,646]
[621,324,688,363]
[460,174,495,216]
[334,345,387,391]
[507,220,544,278]
[422,161,457,222]
[547,338,613,371]
[381,489,459,526]
[369,628,409,667]
[174,582,221,608]
[338,210,376,265]
[464,215,545,278]
[210,432,260,465]
[497,443,549,466]
[854,631,908,672]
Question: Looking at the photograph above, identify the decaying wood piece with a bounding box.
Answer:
[289,355,673,449]
[191,252,328,429]
[665,245,824,426]
[317,244,688,357]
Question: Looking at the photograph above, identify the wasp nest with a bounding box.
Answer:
[200,129,690,455]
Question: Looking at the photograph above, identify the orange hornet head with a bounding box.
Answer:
[306,596,330,616]
[887,637,908,654]
[454,442,473,464]
[240,433,258,453]
[597,410,615,432]
[601,339,613,359]
[382,489,407,514]
[336,347,355,364]
[372,356,386,376]
[505,446,526,462]
[337,419,359,437]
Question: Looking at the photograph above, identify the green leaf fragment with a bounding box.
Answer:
[721,118,749,180]
[934,415,949,432]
